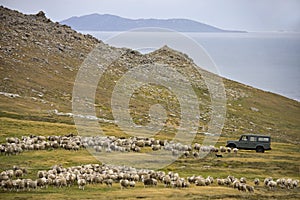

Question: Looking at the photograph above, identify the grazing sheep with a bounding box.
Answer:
[195,178,206,186]
[14,169,23,178]
[246,185,254,193]
[240,177,247,184]
[226,147,231,153]
[78,179,86,190]
[151,145,161,151]
[143,178,157,187]
[264,177,273,186]
[238,183,247,192]
[28,180,37,191]
[233,180,240,189]
[254,178,260,186]
[129,181,135,188]
[120,179,129,189]
[232,148,238,154]
[163,175,171,187]
[267,180,277,190]
[220,146,226,153]
[104,179,113,187]
[217,178,225,186]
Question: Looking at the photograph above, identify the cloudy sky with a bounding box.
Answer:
[1,0,300,32]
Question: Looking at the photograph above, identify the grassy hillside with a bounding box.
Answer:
[0,6,299,199]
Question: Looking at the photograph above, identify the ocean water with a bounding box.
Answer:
[82,31,300,101]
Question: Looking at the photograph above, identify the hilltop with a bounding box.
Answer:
[0,6,299,145]
[60,13,245,32]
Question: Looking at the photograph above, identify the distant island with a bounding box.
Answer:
[60,14,245,32]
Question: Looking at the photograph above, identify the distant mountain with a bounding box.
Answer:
[60,14,244,32]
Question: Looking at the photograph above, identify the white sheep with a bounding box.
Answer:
[77,179,86,190]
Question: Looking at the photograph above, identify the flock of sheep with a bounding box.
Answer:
[0,164,298,192]
[1,134,299,194]
[0,134,237,158]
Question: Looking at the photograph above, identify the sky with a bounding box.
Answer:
[0,0,300,32]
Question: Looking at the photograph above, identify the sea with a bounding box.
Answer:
[81,31,300,102]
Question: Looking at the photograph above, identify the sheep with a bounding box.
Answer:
[129,180,135,188]
[240,177,247,184]
[292,179,299,189]
[143,178,157,187]
[37,177,48,188]
[151,145,161,151]
[120,179,129,189]
[232,148,238,154]
[28,180,37,191]
[264,177,273,186]
[103,178,113,187]
[254,178,260,186]
[220,146,226,153]
[233,180,240,189]
[14,169,23,178]
[163,175,171,187]
[246,185,254,193]
[238,183,247,192]
[226,147,231,153]
[267,180,277,190]
[217,178,225,186]
[78,179,86,190]
[195,178,206,186]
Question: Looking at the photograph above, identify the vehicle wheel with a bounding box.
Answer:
[256,146,264,153]
[227,144,236,148]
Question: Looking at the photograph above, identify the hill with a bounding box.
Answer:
[60,13,244,32]
[0,6,299,143]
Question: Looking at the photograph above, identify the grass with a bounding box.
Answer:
[0,117,299,199]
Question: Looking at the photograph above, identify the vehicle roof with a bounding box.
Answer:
[240,134,271,137]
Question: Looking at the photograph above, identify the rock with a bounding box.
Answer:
[250,107,259,112]
[36,11,46,18]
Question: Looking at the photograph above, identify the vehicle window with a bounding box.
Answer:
[258,137,269,142]
[250,137,256,142]
[241,136,248,141]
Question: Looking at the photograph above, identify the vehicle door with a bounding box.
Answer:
[238,135,249,148]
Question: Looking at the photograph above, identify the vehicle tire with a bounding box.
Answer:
[227,144,236,148]
[256,146,264,153]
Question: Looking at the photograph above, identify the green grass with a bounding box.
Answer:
[0,117,299,199]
